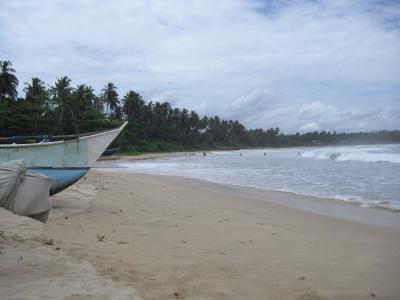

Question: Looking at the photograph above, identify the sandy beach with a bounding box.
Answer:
[1,167,400,299]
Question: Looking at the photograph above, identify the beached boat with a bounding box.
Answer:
[0,122,127,195]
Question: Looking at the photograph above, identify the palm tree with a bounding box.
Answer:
[23,78,49,128]
[101,82,119,114]
[52,76,72,118]
[0,60,19,101]
[24,77,47,103]
[51,76,79,135]
[122,90,145,119]
[73,84,87,113]
[73,84,96,114]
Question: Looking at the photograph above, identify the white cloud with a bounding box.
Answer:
[0,0,399,132]
[299,122,321,132]
[221,95,400,133]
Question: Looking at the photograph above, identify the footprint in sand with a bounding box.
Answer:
[173,289,187,299]
[97,233,105,241]
[218,218,230,223]
[44,238,54,246]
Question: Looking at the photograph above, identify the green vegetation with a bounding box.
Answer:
[1,60,399,153]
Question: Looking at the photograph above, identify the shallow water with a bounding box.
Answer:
[109,144,400,210]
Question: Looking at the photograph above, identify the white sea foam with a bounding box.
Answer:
[301,145,400,163]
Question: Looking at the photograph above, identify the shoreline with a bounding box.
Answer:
[97,147,400,213]
[96,154,400,223]
[100,170,400,230]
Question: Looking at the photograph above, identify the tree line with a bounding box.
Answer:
[1,60,399,152]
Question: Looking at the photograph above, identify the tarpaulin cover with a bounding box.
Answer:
[0,160,53,216]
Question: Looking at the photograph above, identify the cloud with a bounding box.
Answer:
[294,101,400,132]
[223,89,277,120]
[0,0,399,132]
[299,122,321,132]
[222,94,400,133]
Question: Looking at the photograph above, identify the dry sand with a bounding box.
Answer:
[1,169,400,300]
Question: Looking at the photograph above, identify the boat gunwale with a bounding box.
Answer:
[0,121,128,148]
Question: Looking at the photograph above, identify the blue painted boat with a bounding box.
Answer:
[0,122,127,195]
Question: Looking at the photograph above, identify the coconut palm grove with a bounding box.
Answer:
[1,60,399,152]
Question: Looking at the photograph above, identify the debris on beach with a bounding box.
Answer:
[97,233,105,242]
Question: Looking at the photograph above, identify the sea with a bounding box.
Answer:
[105,144,400,211]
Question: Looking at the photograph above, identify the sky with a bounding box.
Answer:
[1,0,399,133]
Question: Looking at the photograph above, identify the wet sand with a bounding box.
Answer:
[1,169,400,299]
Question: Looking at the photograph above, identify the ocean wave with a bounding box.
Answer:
[301,145,400,164]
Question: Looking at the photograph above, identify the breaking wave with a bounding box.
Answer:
[301,145,400,164]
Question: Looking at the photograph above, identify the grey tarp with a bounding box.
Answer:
[0,160,53,217]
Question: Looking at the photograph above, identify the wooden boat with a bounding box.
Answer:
[0,122,127,195]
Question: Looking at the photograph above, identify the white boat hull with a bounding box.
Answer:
[0,122,128,194]
[0,122,127,168]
